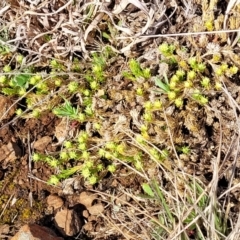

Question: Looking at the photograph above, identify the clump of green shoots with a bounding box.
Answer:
[123,59,151,81]
[141,176,226,239]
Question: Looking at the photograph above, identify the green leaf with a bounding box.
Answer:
[155,78,170,92]
[13,74,31,88]
[142,183,155,197]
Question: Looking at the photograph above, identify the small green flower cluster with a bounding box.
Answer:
[157,43,237,107]
[32,131,118,185]
[123,59,151,81]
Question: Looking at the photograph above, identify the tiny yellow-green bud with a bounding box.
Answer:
[97,164,104,171]
[229,66,238,75]
[93,65,102,73]
[179,60,188,69]
[83,89,90,96]
[60,152,68,160]
[175,98,183,108]
[153,100,162,109]
[144,101,152,110]
[169,80,177,90]
[199,96,208,104]
[9,79,15,87]
[134,160,143,170]
[55,79,62,86]
[29,76,37,85]
[35,75,42,81]
[37,82,48,91]
[143,68,151,78]
[170,75,179,83]
[197,63,206,72]
[18,88,26,96]
[212,54,221,62]
[105,142,116,150]
[32,153,41,161]
[81,168,91,178]
[205,20,213,31]
[188,57,197,67]
[176,69,185,78]
[68,82,78,92]
[69,151,77,159]
[16,55,24,63]
[16,108,23,116]
[90,81,98,90]
[93,123,101,130]
[88,175,98,185]
[78,113,85,122]
[82,151,90,160]
[78,142,86,151]
[201,77,210,88]
[168,91,176,100]
[116,143,125,154]
[105,151,112,159]
[98,148,105,157]
[3,65,11,73]
[220,63,228,72]
[143,112,153,122]
[184,80,193,88]
[136,134,145,144]
[85,160,94,168]
[159,43,169,54]
[0,76,7,83]
[64,141,72,149]
[215,82,222,90]
[48,175,59,185]
[141,131,149,140]
[187,71,196,80]
[108,165,116,173]
[136,88,143,96]
[49,159,58,168]
[85,106,93,116]
[32,109,40,118]
[215,68,223,76]
[140,125,148,132]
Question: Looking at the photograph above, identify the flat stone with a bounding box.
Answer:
[47,194,64,211]
[11,224,63,240]
[54,208,82,236]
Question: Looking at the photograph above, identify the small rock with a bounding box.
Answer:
[87,203,104,215]
[54,208,82,236]
[0,224,10,237]
[0,142,22,168]
[82,210,89,218]
[33,136,52,151]
[11,224,63,240]
[47,194,64,210]
[83,222,93,231]
[78,191,96,208]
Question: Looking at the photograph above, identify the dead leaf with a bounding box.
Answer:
[47,195,64,210]
[54,118,69,144]
[33,136,52,151]
[78,191,96,208]
[87,203,104,215]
